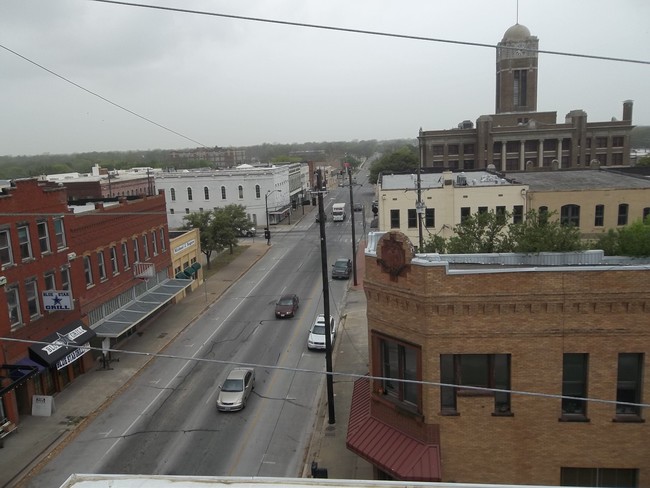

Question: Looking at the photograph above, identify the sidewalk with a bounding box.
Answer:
[1,212,373,487]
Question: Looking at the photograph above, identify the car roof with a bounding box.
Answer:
[334,258,349,263]
[279,294,296,300]
[227,367,253,380]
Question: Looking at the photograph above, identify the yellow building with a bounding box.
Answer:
[169,228,202,294]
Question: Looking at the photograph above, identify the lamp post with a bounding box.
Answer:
[265,190,280,245]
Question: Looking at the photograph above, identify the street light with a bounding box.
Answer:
[265,189,280,245]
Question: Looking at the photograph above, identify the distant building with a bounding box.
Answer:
[170,147,246,169]
[418,24,634,171]
[348,230,650,485]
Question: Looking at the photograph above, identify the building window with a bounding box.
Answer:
[53,218,66,249]
[110,246,118,275]
[463,143,474,154]
[185,208,190,214]
[432,145,444,156]
[44,271,56,291]
[538,206,549,224]
[447,144,459,155]
[618,203,629,226]
[238,185,244,199]
[425,208,435,228]
[513,69,527,106]
[560,467,638,487]
[17,224,33,260]
[143,235,150,259]
[221,186,227,199]
[26,279,40,319]
[60,266,71,291]
[170,209,175,214]
[122,242,130,269]
[612,136,624,147]
[407,209,417,228]
[440,354,511,415]
[378,336,420,408]
[84,255,94,286]
[512,205,524,224]
[616,353,643,417]
[204,186,209,200]
[6,285,22,330]
[133,238,140,263]
[170,188,176,201]
[644,207,650,222]
[0,228,14,267]
[561,353,588,419]
[390,209,400,229]
[37,221,51,254]
[160,229,167,252]
[151,232,158,256]
[97,251,107,281]
[496,206,506,224]
[187,187,193,201]
[596,137,608,148]
[478,206,488,215]
[594,204,605,226]
[460,207,471,223]
[561,204,580,227]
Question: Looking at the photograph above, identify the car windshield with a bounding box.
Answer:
[312,325,326,335]
[334,261,347,269]
[222,379,244,392]
[278,297,294,305]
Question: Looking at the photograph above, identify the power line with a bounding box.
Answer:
[89,0,650,66]
[2,335,648,410]
[0,43,208,148]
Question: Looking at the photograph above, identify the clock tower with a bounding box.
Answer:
[495,23,538,114]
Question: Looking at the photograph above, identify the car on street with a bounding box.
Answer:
[307,314,336,350]
[236,226,256,237]
[331,258,352,280]
[315,213,327,223]
[216,367,255,412]
[275,294,299,318]
[353,203,363,212]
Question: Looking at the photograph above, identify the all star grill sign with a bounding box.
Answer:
[43,291,74,311]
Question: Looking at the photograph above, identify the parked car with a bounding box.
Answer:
[275,294,299,318]
[237,226,256,237]
[217,367,255,412]
[307,314,336,350]
[331,258,352,279]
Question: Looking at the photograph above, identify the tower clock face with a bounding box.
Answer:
[514,42,526,56]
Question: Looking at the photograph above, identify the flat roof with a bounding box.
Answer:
[380,171,514,191]
[506,169,650,191]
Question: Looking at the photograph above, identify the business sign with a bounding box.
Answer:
[42,290,74,311]
[173,239,196,254]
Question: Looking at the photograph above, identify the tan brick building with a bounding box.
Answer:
[348,231,649,486]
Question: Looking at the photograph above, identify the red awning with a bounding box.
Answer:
[346,377,441,481]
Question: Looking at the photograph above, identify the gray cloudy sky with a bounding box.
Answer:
[1,0,648,156]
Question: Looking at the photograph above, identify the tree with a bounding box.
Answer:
[368,145,419,184]
[183,211,222,268]
[636,155,650,167]
[446,211,512,253]
[508,210,583,253]
[593,217,650,256]
[421,234,447,253]
[218,204,253,254]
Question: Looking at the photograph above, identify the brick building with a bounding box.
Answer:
[1,179,191,431]
[347,231,650,486]
[418,24,634,171]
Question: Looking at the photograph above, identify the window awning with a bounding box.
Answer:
[29,321,96,370]
[184,266,196,276]
[346,377,442,482]
[92,278,193,338]
[0,359,43,397]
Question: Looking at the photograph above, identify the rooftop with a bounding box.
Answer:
[506,169,650,191]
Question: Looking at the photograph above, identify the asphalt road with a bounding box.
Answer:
[25,178,374,488]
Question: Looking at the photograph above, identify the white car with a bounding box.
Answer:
[307,314,336,350]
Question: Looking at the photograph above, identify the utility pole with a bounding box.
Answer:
[316,169,335,424]
[347,165,358,286]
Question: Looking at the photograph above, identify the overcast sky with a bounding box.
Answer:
[1,0,648,156]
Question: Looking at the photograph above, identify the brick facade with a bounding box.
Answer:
[358,231,650,485]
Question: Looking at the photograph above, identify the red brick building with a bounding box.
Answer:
[1,179,188,432]
[348,231,649,486]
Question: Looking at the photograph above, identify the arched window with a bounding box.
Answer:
[204,187,210,200]
[170,188,176,201]
[538,206,548,224]
[238,185,244,199]
[560,204,580,227]
[187,187,193,201]
[255,185,261,199]
[221,186,227,200]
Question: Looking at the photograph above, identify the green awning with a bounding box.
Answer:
[184,266,197,276]
[191,262,202,270]
[176,271,191,280]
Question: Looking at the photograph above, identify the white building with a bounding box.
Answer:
[155,163,309,229]
[377,170,528,248]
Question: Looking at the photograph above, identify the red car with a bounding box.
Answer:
[275,294,299,318]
